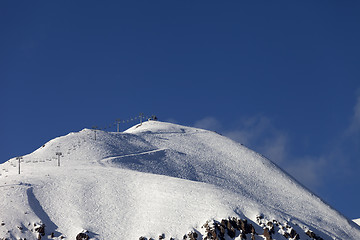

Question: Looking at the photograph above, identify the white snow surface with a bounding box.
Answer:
[1,121,359,239]
[354,218,360,226]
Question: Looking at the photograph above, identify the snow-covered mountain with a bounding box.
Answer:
[1,121,359,240]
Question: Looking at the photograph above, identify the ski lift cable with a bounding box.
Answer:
[90,113,155,131]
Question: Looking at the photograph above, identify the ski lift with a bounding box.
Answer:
[149,115,158,121]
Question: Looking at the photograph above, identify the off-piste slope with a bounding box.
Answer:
[0,121,359,240]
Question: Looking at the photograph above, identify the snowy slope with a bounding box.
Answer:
[354,218,360,226]
[1,121,359,240]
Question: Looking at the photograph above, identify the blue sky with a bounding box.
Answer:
[1,1,359,219]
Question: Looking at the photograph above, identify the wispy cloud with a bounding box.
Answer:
[193,115,322,189]
[285,156,326,188]
[224,116,276,147]
[346,92,360,136]
[192,92,360,191]
[193,117,222,132]
[259,133,288,164]
[211,115,288,165]
[194,115,288,161]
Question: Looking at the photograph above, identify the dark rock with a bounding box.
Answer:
[139,237,147,240]
[249,224,256,234]
[188,231,198,240]
[227,227,236,238]
[240,232,247,239]
[220,219,227,228]
[76,232,89,240]
[215,222,225,239]
[267,222,274,234]
[306,230,324,240]
[219,225,225,237]
[225,218,236,238]
[240,219,252,234]
[35,224,45,236]
[204,223,218,240]
[240,219,246,232]
[229,217,238,230]
[263,228,272,240]
[159,233,165,239]
[256,214,264,223]
[306,230,316,238]
[289,228,297,238]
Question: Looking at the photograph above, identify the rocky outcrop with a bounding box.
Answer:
[139,215,335,240]
[76,232,89,240]
[306,230,324,240]
[34,223,45,236]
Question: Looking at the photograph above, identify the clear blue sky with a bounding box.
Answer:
[1,1,359,220]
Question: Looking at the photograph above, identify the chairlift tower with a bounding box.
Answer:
[116,119,121,132]
[92,126,98,140]
[139,113,144,124]
[56,152,62,167]
[16,156,23,174]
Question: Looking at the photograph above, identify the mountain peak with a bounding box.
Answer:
[1,121,359,239]
[125,120,200,134]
